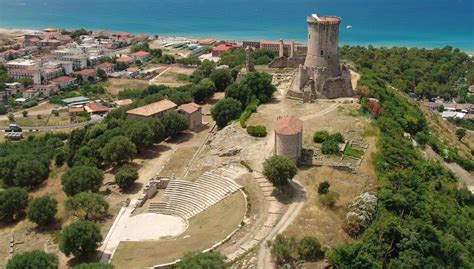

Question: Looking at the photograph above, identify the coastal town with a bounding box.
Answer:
[0,8,473,269]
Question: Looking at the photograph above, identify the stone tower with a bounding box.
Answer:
[304,15,341,77]
[288,13,353,100]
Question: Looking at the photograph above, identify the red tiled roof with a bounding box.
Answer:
[130,51,150,57]
[96,62,115,68]
[275,116,303,136]
[212,44,241,52]
[85,102,109,113]
[177,102,201,114]
[116,56,133,63]
[69,106,84,113]
[52,76,75,83]
[115,99,133,107]
[75,69,95,76]
[126,67,139,72]
[126,99,177,117]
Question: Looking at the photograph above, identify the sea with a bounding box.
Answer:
[0,0,473,52]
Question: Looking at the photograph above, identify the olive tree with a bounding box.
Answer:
[27,196,57,227]
[263,155,297,190]
[59,220,102,258]
[61,166,104,196]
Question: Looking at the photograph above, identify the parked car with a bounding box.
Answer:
[5,124,22,132]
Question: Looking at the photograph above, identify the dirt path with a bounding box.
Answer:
[148,66,172,85]
[257,179,307,269]
[300,102,339,121]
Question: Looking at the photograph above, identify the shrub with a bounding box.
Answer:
[55,151,66,166]
[318,191,340,208]
[321,140,340,155]
[6,250,58,269]
[22,111,28,117]
[247,125,267,137]
[313,131,329,143]
[27,196,57,226]
[343,192,377,237]
[115,164,138,190]
[72,263,115,269]
[317,181,330,195]
[270,234,298,265]
[13,159,49,188]
[176,251,227,268]
[327,133,344,143]
[59,220,102,258]
[240,160,253,172]
[263,155,297,190]
[297,236,324,261]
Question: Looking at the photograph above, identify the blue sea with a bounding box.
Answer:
[0,0,473,52]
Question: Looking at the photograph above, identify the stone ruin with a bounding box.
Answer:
[137,176,171,207]
[269,13,354,100]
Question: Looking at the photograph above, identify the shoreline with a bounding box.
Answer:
[0,27,473,56]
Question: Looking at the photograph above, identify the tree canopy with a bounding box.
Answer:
[27,196,57,227]
[65,192,109,221]
[211,98,242,128]
[263,155,297,190]
[59,220,102,258]
[101,136,137,165]
[61,166,104,196]
[0,187,28,222]
[114,164,138,190]
[6,250,58,269]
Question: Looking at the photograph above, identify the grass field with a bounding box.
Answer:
[344,145,364,158]
[158,146,199,177]
[111,191,246,268]
[104,78,150,97]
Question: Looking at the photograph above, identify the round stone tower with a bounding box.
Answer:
[304,14,342,77]
[274,116,303,163]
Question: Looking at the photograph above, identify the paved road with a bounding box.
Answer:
[257,179,307,269]
[0,115,104,131]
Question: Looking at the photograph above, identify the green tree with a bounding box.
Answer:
[96,68,107,81]
[27,196,57,226]
[313,131,329,143]
[61,166,104,196]
[72,263,114,269]
[297,236,324,261]
[14,159,49,188]
[176,251,227,269]
[161,111,188,137]
[270,234,298,265]
[225,83,252,107]
[190,60,216,83]
[240,72,276,103]
[6,250,58,269]
[123,120,155,150]
[59,220,102,258]
[65,192,109,221]
[317,181,330,195]
[321,140,340,155]
[209,68,233,91]
[455,128,466,140]
[192,78,216,103]
[115,164,138,190]
[22,110,28,117]
[101,136,137,165]
[0,187,28,222]
[211,97,242,128]
[263,155,297,190]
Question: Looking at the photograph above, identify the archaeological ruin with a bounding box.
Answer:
[274,116,303,163]
[269,13,354,100]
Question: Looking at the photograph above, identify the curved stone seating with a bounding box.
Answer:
[148,170,242,219]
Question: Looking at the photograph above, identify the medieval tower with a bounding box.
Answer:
[289,13,353,99]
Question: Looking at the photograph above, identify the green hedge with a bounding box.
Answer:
[247,125,267,137]
[239,100,259,128]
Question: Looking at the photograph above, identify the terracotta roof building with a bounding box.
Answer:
[177,102,202,130]
[126,99,177,119]
[85,102,109,114]
[115,99,133,107]
[211,44,241,57]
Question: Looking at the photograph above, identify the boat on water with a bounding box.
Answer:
[346,25,353,29]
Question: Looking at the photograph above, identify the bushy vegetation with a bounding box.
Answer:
[27,196,57,227]
[0,187,28,222]
[218,48,278,68]
[72,263,115,269]
[270,235,324,266]
[341,45,474,102]
[61,166,104,196]
[211,98,242,128]
[263,155,297,190]
[313,130,329,143]
[60,220,102,258]
[176,251,227,269]
[246,125,267,137]
[6,250,58,269]
[115,164,139,190]
[65,192,109,221]
[328,54,474,267]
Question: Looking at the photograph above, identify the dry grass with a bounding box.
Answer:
[158,146,199,177]
[150,66,194,87]
[111,191,246,268]
[105,78,149,97]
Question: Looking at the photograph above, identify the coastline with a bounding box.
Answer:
[0,27,472,56]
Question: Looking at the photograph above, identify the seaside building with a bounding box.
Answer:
[212,44,241,57]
